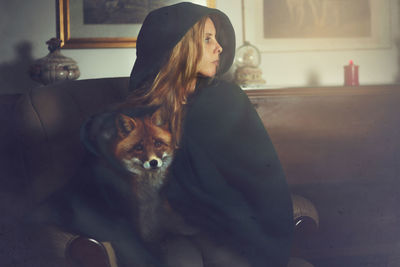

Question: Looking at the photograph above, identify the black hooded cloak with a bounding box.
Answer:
[129,2,294,267]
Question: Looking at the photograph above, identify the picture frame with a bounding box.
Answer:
[242,0,391,52]
[57,0,216,48]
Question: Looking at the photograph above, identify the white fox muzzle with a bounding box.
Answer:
[143,158,162,169]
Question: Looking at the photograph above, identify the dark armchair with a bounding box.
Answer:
[13,77,318,267]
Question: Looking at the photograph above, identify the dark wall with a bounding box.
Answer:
[0,41,41,95]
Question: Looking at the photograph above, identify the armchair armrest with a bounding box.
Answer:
[292,194,319,231]
[289,194,319,267]
[66,237,117,267]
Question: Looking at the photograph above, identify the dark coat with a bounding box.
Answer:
[128,2,294,266]
[167,79,294,267]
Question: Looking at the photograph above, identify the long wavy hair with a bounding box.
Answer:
[122,16,213,148]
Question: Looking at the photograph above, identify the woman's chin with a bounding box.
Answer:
[197,70,217,78]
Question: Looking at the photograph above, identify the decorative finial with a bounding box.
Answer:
[46,38,62,52]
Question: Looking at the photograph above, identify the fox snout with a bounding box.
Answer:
[144,158,162,170]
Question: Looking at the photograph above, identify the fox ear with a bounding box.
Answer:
[151,109,166,127]
[80,112,117,157]
[116,114,137,138]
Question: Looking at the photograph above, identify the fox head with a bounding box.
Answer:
[113,110,173,180]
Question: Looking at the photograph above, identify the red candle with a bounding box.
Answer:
[344,60,359,86]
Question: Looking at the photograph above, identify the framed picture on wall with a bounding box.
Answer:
[243,0,391,52]
[57,0,216,48]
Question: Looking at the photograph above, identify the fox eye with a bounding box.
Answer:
[132,144,144,151]
[154,140,164,148]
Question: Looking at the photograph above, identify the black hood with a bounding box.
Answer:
[129,2,236,91]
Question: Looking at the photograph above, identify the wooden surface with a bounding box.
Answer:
[246,85,400,266]
[247,85,400,185]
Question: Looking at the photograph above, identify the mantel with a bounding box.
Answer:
[244,84,400,97]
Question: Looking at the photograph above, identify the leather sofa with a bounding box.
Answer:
[13,77,318,267]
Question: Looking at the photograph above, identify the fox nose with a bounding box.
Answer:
[150,159,159,168]
[143,158,162,169]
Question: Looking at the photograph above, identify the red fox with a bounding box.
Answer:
[112,111,196,243]
[114,111,173,193]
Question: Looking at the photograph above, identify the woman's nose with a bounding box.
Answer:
[215,41,223,54]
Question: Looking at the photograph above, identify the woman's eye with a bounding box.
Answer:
[205,37,211,43]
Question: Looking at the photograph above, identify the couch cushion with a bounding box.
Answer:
[14,77,130,203]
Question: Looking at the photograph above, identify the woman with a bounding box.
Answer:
[123,2,294,267]
[33,2,293,267]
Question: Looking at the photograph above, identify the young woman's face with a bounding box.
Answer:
[197,18,223,77]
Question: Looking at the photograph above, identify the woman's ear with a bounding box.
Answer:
[116,113,137,138]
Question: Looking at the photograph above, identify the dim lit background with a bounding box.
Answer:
[0,0,399,95]
[1,1,400,266]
